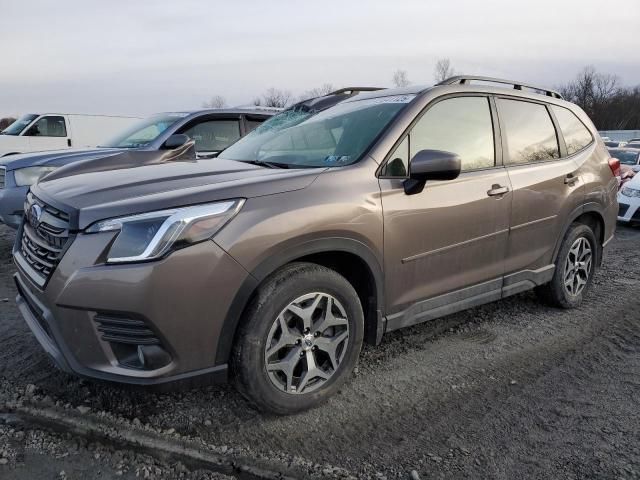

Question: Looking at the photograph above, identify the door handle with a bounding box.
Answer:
[564,174,578,185]
[67,138,72,147]
[487,185,509,197]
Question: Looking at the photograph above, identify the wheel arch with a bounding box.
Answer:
[214,238,385,366]
[553,204,606,267]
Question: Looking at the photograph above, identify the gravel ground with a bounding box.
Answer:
[0,223,639,479]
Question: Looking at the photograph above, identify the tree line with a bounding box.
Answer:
[3,63,638,131]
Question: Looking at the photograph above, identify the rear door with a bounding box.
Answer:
[379,95,512,326]
[25,115,70,152]
[496,97,585,284]
[179,118,241,158]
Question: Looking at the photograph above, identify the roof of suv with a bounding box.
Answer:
[344,75,564,104]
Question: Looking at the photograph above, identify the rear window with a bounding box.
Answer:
[551,105,593,155]
[497,99,559,165]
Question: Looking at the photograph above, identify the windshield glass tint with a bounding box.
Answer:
[101,113,186,148]
[610,150,640,165]
[219,95,415,167]
[1,114,38,135]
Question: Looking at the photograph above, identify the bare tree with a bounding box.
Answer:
[0,117,16,130]
[434,58,455,83]
[392,70,410,88]
[298,83,334,102]
[259,88,293,108]
[202,95,227,109]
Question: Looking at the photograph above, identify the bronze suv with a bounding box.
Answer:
[13,78,618,414]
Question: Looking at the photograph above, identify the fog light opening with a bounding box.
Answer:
[136,344,171,370]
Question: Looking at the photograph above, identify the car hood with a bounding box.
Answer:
[0,148,124,170]
[33,152,325,230]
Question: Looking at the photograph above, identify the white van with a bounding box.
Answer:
[0,113,141,156]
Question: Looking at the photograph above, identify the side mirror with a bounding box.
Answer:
[162,134,190,150]
[404,149,461,195]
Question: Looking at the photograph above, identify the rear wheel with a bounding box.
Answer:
[231,262,364,414]
[535,223,598,308]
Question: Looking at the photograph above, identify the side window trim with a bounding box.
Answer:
[495,95,562,167]
[377,93,501,179]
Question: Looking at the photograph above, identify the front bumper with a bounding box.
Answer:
[14,230,251,386]
[0,184,29,228]
[617,194,640,223]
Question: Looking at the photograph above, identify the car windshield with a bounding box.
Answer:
[219,95,415,168]
[609,149,640,165]
[100,113,187,148]
[0,114,38,135]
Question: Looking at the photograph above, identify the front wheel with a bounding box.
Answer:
[535,223,598,308]
[231,263,364,414]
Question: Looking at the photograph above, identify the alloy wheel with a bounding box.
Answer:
[264,292,350,394]
[563,237,593,297]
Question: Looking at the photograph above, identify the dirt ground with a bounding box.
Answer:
[0,223,639,479]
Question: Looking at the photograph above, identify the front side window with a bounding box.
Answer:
[1,114,38,135]
[551,105,593,155]
[497,99,559,165]
[181,120,241,152]
[409,96,495,171]
[101,113,187,148]
[219,95,415,168]
[26,116,67,137]
[245,117,266,133]
[381,137,409,177]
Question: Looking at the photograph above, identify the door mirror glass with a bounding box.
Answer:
[163,134,190,149]
[410,149,461,181]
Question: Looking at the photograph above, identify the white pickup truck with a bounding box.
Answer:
[0,113,141,156]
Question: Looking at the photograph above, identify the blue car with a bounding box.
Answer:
[0,108,275,228]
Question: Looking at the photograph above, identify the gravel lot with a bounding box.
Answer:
[1,223,639,479]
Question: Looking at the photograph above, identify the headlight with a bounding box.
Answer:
[620,186,640,198]
[14,166,58,186]
[86,199,244,263]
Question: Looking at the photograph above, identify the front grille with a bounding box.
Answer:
[94,313,160,346]
[18,193,71,283]
[619,204,630,217]
[0,167,5,189]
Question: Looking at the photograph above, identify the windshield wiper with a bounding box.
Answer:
[240,159,290,169]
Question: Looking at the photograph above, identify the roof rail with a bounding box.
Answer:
[437,75,563,99]
[328,87,385,96]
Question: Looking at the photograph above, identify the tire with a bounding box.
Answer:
[535,223,598,309]
[231,262,364,414]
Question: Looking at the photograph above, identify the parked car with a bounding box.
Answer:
[618,173,640,224]
[0,113,141,156]
[0,108,277,228]
[625,141,640,150]
[13,76,617,414]
[604,141,627,148]
[607,148,640,173]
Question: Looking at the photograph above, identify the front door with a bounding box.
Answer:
[379,96,511,329]
[25,115,70,152]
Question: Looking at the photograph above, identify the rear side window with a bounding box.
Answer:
[182,120,241,152]
[245,117,265,133]
[551,105,593,155]
[497,99,559,165]
[409,96,495,171]
[26,116,67,137]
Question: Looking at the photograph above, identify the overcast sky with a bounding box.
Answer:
[1,0,639,118]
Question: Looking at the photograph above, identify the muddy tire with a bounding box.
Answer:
[535,223,598,309]
[231,262,364,415]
